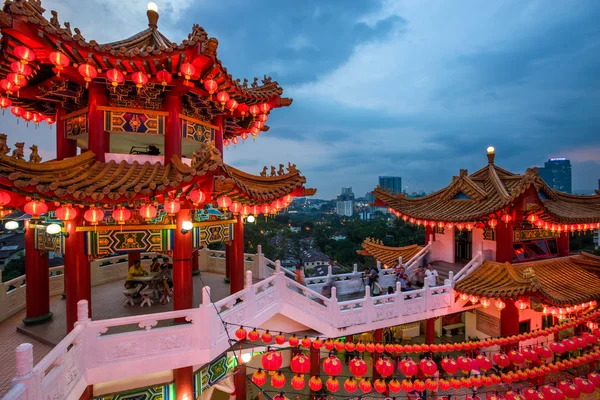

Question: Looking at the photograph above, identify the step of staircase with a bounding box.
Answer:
[431,260,467,280]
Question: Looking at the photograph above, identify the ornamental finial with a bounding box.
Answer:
[147,2,159,29]
[487,146,495,164]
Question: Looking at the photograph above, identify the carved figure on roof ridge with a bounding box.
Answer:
[262,75,272,84]
[260,166,268,177]
[29,144,42,163]
[270,166,276,176]
[242,78,248,89]
[251,77,259,88]
[460,169,468,177]
[50,10,60,28]
[277,164,284,176]
[11,142,24,160]
[0,134,10,156]
[287,162,297,172]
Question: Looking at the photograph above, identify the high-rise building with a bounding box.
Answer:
[538,158,571,194]
[379,176,402,195]
[336,187,354,216]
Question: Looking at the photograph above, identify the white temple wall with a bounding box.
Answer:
[472,227,497,261]
[432,226,455,263]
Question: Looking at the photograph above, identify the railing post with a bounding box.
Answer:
[364,285,374,324]
[448,271,454,282]
[11,343,38,400]
[353,263,358,273]
[398,256,403,267]
[256,245,266,279]
[327,265,333,278]
[245,270,253,289]
[76,299,90,324]
[376,261,381,271]
[328,286,338,327]
[275,260,281,274]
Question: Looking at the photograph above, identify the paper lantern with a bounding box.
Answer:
[252,369,266,386]
[373,378,386,393]
[344,377,357,393]
[542,385,565,400]
[365,342,375,353]
[344,341,356,352]
[229,202,242,214]
[270,371,286,388]
[461,376,473,389]
[326,377,340,392]
[156,69,172,89]
[493,353,511,368]
[323,355,342,376]
[349,357,368,377]
[374,342,385,353]
[274,333,285,345]
[246,329,259,342]
[163,199,180,215]
[180,63,196,81]
[399,358,418,376]
[216,195,232,209]
[384,343,395,353]
[481,297,491,308]
[226,98,238,112]
[290,354,310,375]
[216,91,230,110]
[203,78,217,96]
[402,378,415,392]
[261,331,272,344]
[308,376,322,391]
[475,354,493,371]
[261,350,282,371]
[515,299,528,311]
[249,104,260,117]
[11,61,32,77]
[55,205,77,221]
[495,299,506,310]
[502,212,513,224]
[457,355,474,373]
[438,378,450,391]
[588,371,600,388]
[290,374,304,390]
[487,218,498,228]
[288,334,299,347]
[312,337,323,349]
[78,63,97,88]
[111,207,131,224]
[574,377,595,394]
[1,80,19,96]
[7,73,26,88]
[235,327,246,340]
[333,339,344,352]
[131,71,148,91]
[508,350,525,365]
[14,46,35,64]
[359,378,372,393]
[557,380,580,399]
[0,191,11,209]
[355,341,366,352]
[237,103,249,119]
[49,51,70,76]
[419,357,438,377]
[375,357,394,377]
[441,357,459,375]
[139,204,157,220]
[106,68,124,89]
[84,208,104,224]
[0,96,11,110]
[24,200,48,217]
[223,138,230,147]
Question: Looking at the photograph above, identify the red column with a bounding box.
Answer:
[192,248,199,275]
[164,94,182,165]
[425,225,435,245]
[225,243,232,283]
[87,84,108,162]
[23,221,52,325]
[309,346,320,397]
[425,318,436,344]
[64,214,91,332]
[174,366,193,400]
[372,328,383,378]
[213,114,223,155]
[501,299,520,351]
[128,252,141,267]
[558,232,569,257]
[230,214,245,294]
[173,209,193,313]
[495,220,514,263]
[78,386,93,400]
[55,107,77,160]
[233,364,247,400]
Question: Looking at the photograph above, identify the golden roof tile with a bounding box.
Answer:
[357,238,423,268]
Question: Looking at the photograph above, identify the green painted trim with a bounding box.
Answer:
[23,312,53,326]
[192,270,200,276]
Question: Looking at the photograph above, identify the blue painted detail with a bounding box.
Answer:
[453,192,471,200]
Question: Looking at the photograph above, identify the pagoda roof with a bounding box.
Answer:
[357,238,423,268]
[0,144,315,206]
[374,153,600,224]
[454,254,600,306]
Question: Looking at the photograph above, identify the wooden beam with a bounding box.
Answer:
[98,105,169,116]
[74,218,237,232]
[178,114,219,129]
[60,107,89,121]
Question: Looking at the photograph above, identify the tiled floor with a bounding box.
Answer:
[0,272,234,397]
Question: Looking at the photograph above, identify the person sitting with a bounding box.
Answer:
[125,260,148,290]
[156,264,173,304]
[149,257,161,273]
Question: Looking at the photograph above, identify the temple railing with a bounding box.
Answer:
[304,264,397,296]
[3,261,468,400]
[453,251,483,282]
[405,242,431,278]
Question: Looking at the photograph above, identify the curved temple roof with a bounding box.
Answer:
[454,254,600,306]
[374,154,600,224]
[357,238,423,268]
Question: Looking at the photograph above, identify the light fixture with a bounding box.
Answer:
[147,2,158,11]
[181,220,193,234]
[241,352,252,363]
[247,215,256,223]
[487,146,495,154]
[5,220,18,230]
[46,223,61,235]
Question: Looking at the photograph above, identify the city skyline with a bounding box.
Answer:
[1,0,599,199]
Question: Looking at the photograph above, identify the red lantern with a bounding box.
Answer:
[231,137,239,146]
[373,378,386,393]
[349,357,368,377]
[111,206,131,224]
[438,378,450,391]
[78,63,97,88]
[261,350,282,371]
[1,80,19,96]
[139,204,157,220]
[557,380,580,399]
[261,204,271,215]
[14,46,35,64]
[496,299,506,310]
[254,121,264,130]
[387,378,401,393]
[216,91,230,110]
[7,73,26,88]
[0,97,11,110]
[237,103,249,119]
[522,347,537,362]
[359,378,372,393]
[216,195,232,209]
[425,378,438,391]
[399,358,418,376]
[344,377,357,393]
[257,113,268,123]
[549,341,567,354]
[251,369,266,386]
[11,62,32,77]
[588,371,600,388]
[106,68,124,89]
[323,355,342,376]
[0,191,10,209]
[247,328,260,341]
[502,212,513,225]
[249,104,260,117]
[226,98,238,112]
[290,354,310,375]
[493,352,511,368]
[374,342,385,353]
[355,341,366,352]
[84,208,104,225]
[312,337,323,349]
[270,371,285,388]
[324,338,334,350]
[204,78,218,97]
[290,374,304,390]
[535,345,553,358]
[326,377,340,392]
[223,138,230,147]
[24,200,48,217]
[575,377,595,394]
[156,69,173,89]
[365,342,375,352]
[49,51,70,76]
[180,63,196,81]
[261,330,272,343]
[375,357,394,377]
[475,354,493,371]
[384,343,395,353]
[345,341,356,352]
[163,199,180,215]
[258,102,271,114]
[508,350,525,365]
[402,378,414,392]
[235,327,246,340]
[308,376,322,391]
[229,202,242,214]
[55,205,77,221]
[274,333,285,345]
[131,71,148,91]
[414,379,426,392]
[488,218,498,229]
[288,334,299,347]
[419,357,438,377]
[542,385,565,400]
[457,355,474,373]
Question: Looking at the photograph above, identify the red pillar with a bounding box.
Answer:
[78,386,93,400]
[174,366,193,400]
[64,214,91,332]
[192,248,199,275]
[501,299,520,351]
[225,243,232,283]
[173,209,193,313]
[23,221,52,325]
[425,318,436,344]
[372,328,383,378]
[425,225,435,245]
[55,107,77,160]
[495,220,514,263]
[213,114,224,155]
[164,94,182,165]
[558,232,569,257]
[87,84,108,162]
[233,364,247,400]
[230,214,245,294]
[128,252,141,267]
[309,346,320,397]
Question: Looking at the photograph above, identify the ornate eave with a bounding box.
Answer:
[358,238,423,268]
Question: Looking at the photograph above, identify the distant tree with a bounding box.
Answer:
[2,253,25,282]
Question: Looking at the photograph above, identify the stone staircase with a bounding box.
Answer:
[431,260,467,281]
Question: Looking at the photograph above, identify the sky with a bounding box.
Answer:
[3,0,600,199]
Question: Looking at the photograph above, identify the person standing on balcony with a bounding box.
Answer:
[425,263,439,287]
[367,264,379,291]
[372,276,383,296]
[414,266,425,288]
[396,266,409,291]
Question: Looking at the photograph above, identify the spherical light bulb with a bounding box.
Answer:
[147,2,158,11]
[46,223,62,235]
[247,215,256,223]
[5,220,18,230]
[487,146,495,154]
[241,353,252,363]
[181,220,193,231]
